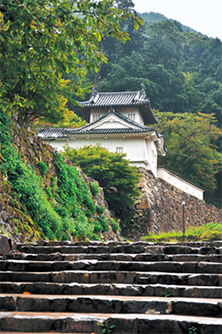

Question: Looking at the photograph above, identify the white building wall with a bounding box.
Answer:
[121,108,144,125]
[145,139,158,177]
[94,121,127,129]
[50,138,123,153]
[157,167,204,200]
[90,109,106,123]
[48,136,156,173]
[123,137,148,162]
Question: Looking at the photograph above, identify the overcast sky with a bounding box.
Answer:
[133,0,222,40]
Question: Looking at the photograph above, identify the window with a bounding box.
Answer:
[128,113,135,121]
[116,147,123,154]
[93,114,100,121]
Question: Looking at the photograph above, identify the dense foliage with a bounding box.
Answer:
[95,12,222,122]
[0,113,118,240]
[155,111,222,193]
[62,144,140,222]
[0,0,142,125]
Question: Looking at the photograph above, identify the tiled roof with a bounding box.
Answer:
[37,126,157,138]
[77,87,158,124]
[67,128,155,135]
[36,128,68,139]
[79,89,148,108]
[36,108,162,140]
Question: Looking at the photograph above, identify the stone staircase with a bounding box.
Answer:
[0,240,222,334]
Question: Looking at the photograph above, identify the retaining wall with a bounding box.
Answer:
[126,168,222,239]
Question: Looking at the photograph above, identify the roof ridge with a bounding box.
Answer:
[96,91,139,95]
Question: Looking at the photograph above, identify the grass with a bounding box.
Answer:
[141,223,222,242]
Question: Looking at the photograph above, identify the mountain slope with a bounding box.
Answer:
[139,11,200,34]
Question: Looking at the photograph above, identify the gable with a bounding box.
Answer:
[86,112,142,131]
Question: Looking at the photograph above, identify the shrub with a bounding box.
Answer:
[38,161,49,175]
[110,218,120,233]
[93,220,103,233]
[62,144,140,222]
[98,215,109,232]
[90,182,100,197]
[96,205,105,214]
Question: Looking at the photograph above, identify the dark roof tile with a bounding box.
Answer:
[79,90,148,107]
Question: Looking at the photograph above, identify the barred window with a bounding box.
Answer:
[128,113,135,120]
[116,147,123,153]
[93,114,100,121]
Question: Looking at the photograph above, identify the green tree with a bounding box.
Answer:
[61,144,140,221]
[156,110,222,193]
[0,0,141,125]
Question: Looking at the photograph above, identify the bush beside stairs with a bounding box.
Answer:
[0,240,222,334]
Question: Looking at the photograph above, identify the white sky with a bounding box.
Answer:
[133,0,222,40]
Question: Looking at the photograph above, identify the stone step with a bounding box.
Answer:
[5,252,222,263]
[16,244,220,255]
[1,294,221,318]
[1,282,221,298]
[1,259,221,273]
[16,240,222,247]
[0,311,221,333]
[1,270,221,285]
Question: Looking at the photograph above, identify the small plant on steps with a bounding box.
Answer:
[100,321,115,333]
[188,325,198,334]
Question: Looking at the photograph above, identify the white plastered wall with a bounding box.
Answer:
[48,135,157,175]
[157,167,204,200]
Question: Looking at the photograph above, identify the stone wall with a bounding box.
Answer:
[126,167,222,239]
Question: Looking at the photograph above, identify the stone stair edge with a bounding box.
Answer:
[14,244,221,256]
[1,310,222,321]
[1,282,221,299]
[16,240,222,245]
[1,292,221,301]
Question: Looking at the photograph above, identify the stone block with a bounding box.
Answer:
[0,296,16,311]
[137,318,182,334]
[188,273,219,286]
[0,236,11,255]
[110,316,137,333]
[137,182,146,189]
[52,316,93,333]
[136,198,151,210]
[173,300,222,317]
[0,313,54,332]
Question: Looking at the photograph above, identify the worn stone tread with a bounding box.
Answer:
[5,252,222,263]
[16,244,220,256]
[1,259,221,274]
[1,270,221,287]
[0,312,222,334]
[1,311,222,323]
[1,282,221,298]
[1,293,221,317]
[2,292,221,301]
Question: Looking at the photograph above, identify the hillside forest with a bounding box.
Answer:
[0,0,221,242]
[87,9,222,207]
